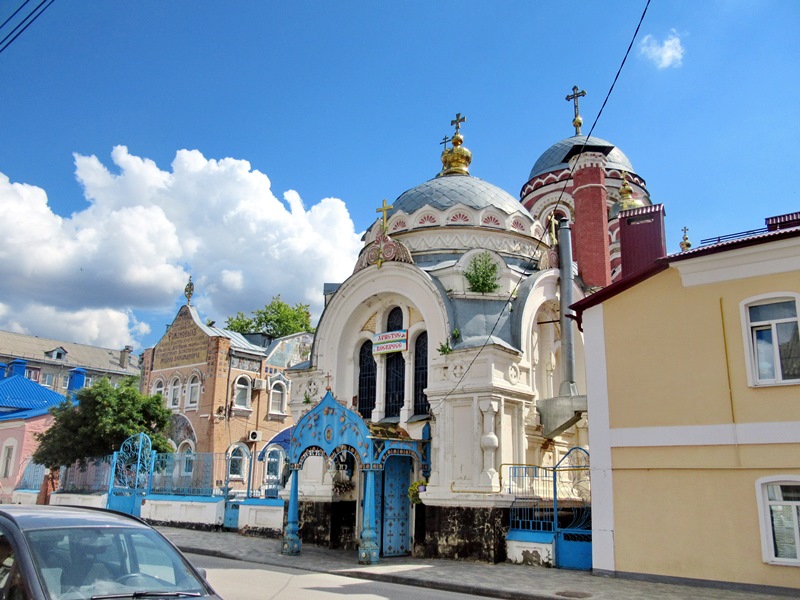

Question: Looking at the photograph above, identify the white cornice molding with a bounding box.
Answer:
[672,236,800,287]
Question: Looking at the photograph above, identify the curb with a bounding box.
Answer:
[177,545,566,600]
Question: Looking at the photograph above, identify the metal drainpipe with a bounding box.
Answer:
[558,219,578,397]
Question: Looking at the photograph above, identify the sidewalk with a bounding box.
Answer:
[158,527,794,600]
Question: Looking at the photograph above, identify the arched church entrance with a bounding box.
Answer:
[283,391,429,564]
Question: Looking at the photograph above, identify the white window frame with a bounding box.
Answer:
[41,373,55,388]
[152,379,165,398]
[227,444,249,481]
[233,375,252,409]
[177,440,195,476]
[1,440,17,479]
[61,375,69,389]
[756,475,800,566]
[740,293,800,387]
[169,377,181,408]
[269,382,287,416]
[186,374,201,408]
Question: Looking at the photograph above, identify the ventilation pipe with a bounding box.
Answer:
[536,219,587,439]
[558,218,579,398]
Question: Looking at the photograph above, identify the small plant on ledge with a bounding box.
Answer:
[437,341,452,355]
[408,479,427,504]
[464,251,500,294]
[303,392,312,405]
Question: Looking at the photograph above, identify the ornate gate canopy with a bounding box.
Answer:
[288,391,429,471]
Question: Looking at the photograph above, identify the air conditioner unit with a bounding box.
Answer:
[248,430,263,442]
[253,378,267,390]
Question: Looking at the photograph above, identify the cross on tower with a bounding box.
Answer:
[565,85,586,135]
[324,372,333,391]
[681,226,689,236]
[450,112,466,134]
[440,135,451,149]
[376,198,394,232]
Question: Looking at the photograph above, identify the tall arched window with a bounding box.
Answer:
[169,377,181,408]
[357,341,376,418]
[228,446,246,479]
[234,376,251,408]
[270,383,286,415]
[413,332,429,415]
[384,307,405,418]
[153,380,164,398]
[387,307,403,332]
[187,375,200,407]
[178,441,194,476]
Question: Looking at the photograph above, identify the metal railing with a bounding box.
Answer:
[14,459,48,491]
[58,456,113,493]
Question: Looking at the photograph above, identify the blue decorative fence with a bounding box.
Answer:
[14,459,47,492]
[508,447,591,570]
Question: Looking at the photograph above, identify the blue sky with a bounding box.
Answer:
[0,1,797,352]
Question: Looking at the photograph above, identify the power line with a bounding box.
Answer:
[430,0,651,412]
[0,0,57,57]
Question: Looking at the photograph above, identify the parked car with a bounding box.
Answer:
[0,505,222,599]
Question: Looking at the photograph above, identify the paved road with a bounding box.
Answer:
[189,553,498,600]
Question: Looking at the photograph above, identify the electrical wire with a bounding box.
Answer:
[0,0,57,56]
[429,0,651,412]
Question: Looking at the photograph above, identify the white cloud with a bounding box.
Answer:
[0,147,363,349]
[639,30,684,69]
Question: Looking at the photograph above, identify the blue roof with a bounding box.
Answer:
[0,375,66,418]
[390,175,530,219]
[528,135,634,180]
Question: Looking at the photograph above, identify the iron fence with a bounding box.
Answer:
[15,459,48,491]
[58,456,113,493]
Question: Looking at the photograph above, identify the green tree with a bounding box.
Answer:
[225,295,314,339]
[464,251,500,293]
[33,377,173,469]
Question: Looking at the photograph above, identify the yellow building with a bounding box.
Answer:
[573,212,800,594]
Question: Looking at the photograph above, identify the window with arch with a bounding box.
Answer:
[742,295,800,386]
[1,440,16,479]
[269,382,286,415]
[228,445,247,479]
[177,441,194,476]
[187,375,201,407]
[413,331,429,415]
[153,380,164,398]
[169,377,181,408]
[233,376,251,408]
[384,307,405,418]
[357,340,376,419]
[263,445,287,497]
[756,476,800,565]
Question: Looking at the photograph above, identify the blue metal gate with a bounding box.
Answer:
[381,456,411,556]
[554,447,591,570]
[107,433,153,517]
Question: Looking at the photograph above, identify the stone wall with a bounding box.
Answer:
[413,505,509,563]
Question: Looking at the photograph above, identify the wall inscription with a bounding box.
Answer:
[154,306,209,369]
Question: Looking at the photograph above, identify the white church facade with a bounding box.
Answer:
[285,104,665,564]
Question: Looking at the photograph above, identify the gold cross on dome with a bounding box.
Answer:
[566,85,586,135]
[450,112,466,134]
[376,198,394,232]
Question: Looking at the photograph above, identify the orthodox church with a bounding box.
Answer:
[285,94,667,564]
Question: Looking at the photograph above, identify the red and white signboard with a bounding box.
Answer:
[372,330,408,354]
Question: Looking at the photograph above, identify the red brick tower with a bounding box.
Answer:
[569,151,612,289]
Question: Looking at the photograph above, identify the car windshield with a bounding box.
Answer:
[24,526,207,600]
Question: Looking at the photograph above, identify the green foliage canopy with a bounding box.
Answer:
[225,295,314,339]
[33,377,173,469]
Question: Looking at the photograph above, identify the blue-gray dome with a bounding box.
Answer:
[528,135,634,181]
[390,175,529,218]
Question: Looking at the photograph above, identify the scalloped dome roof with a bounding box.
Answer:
[528,135,634,180]
[389,175,531,219]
